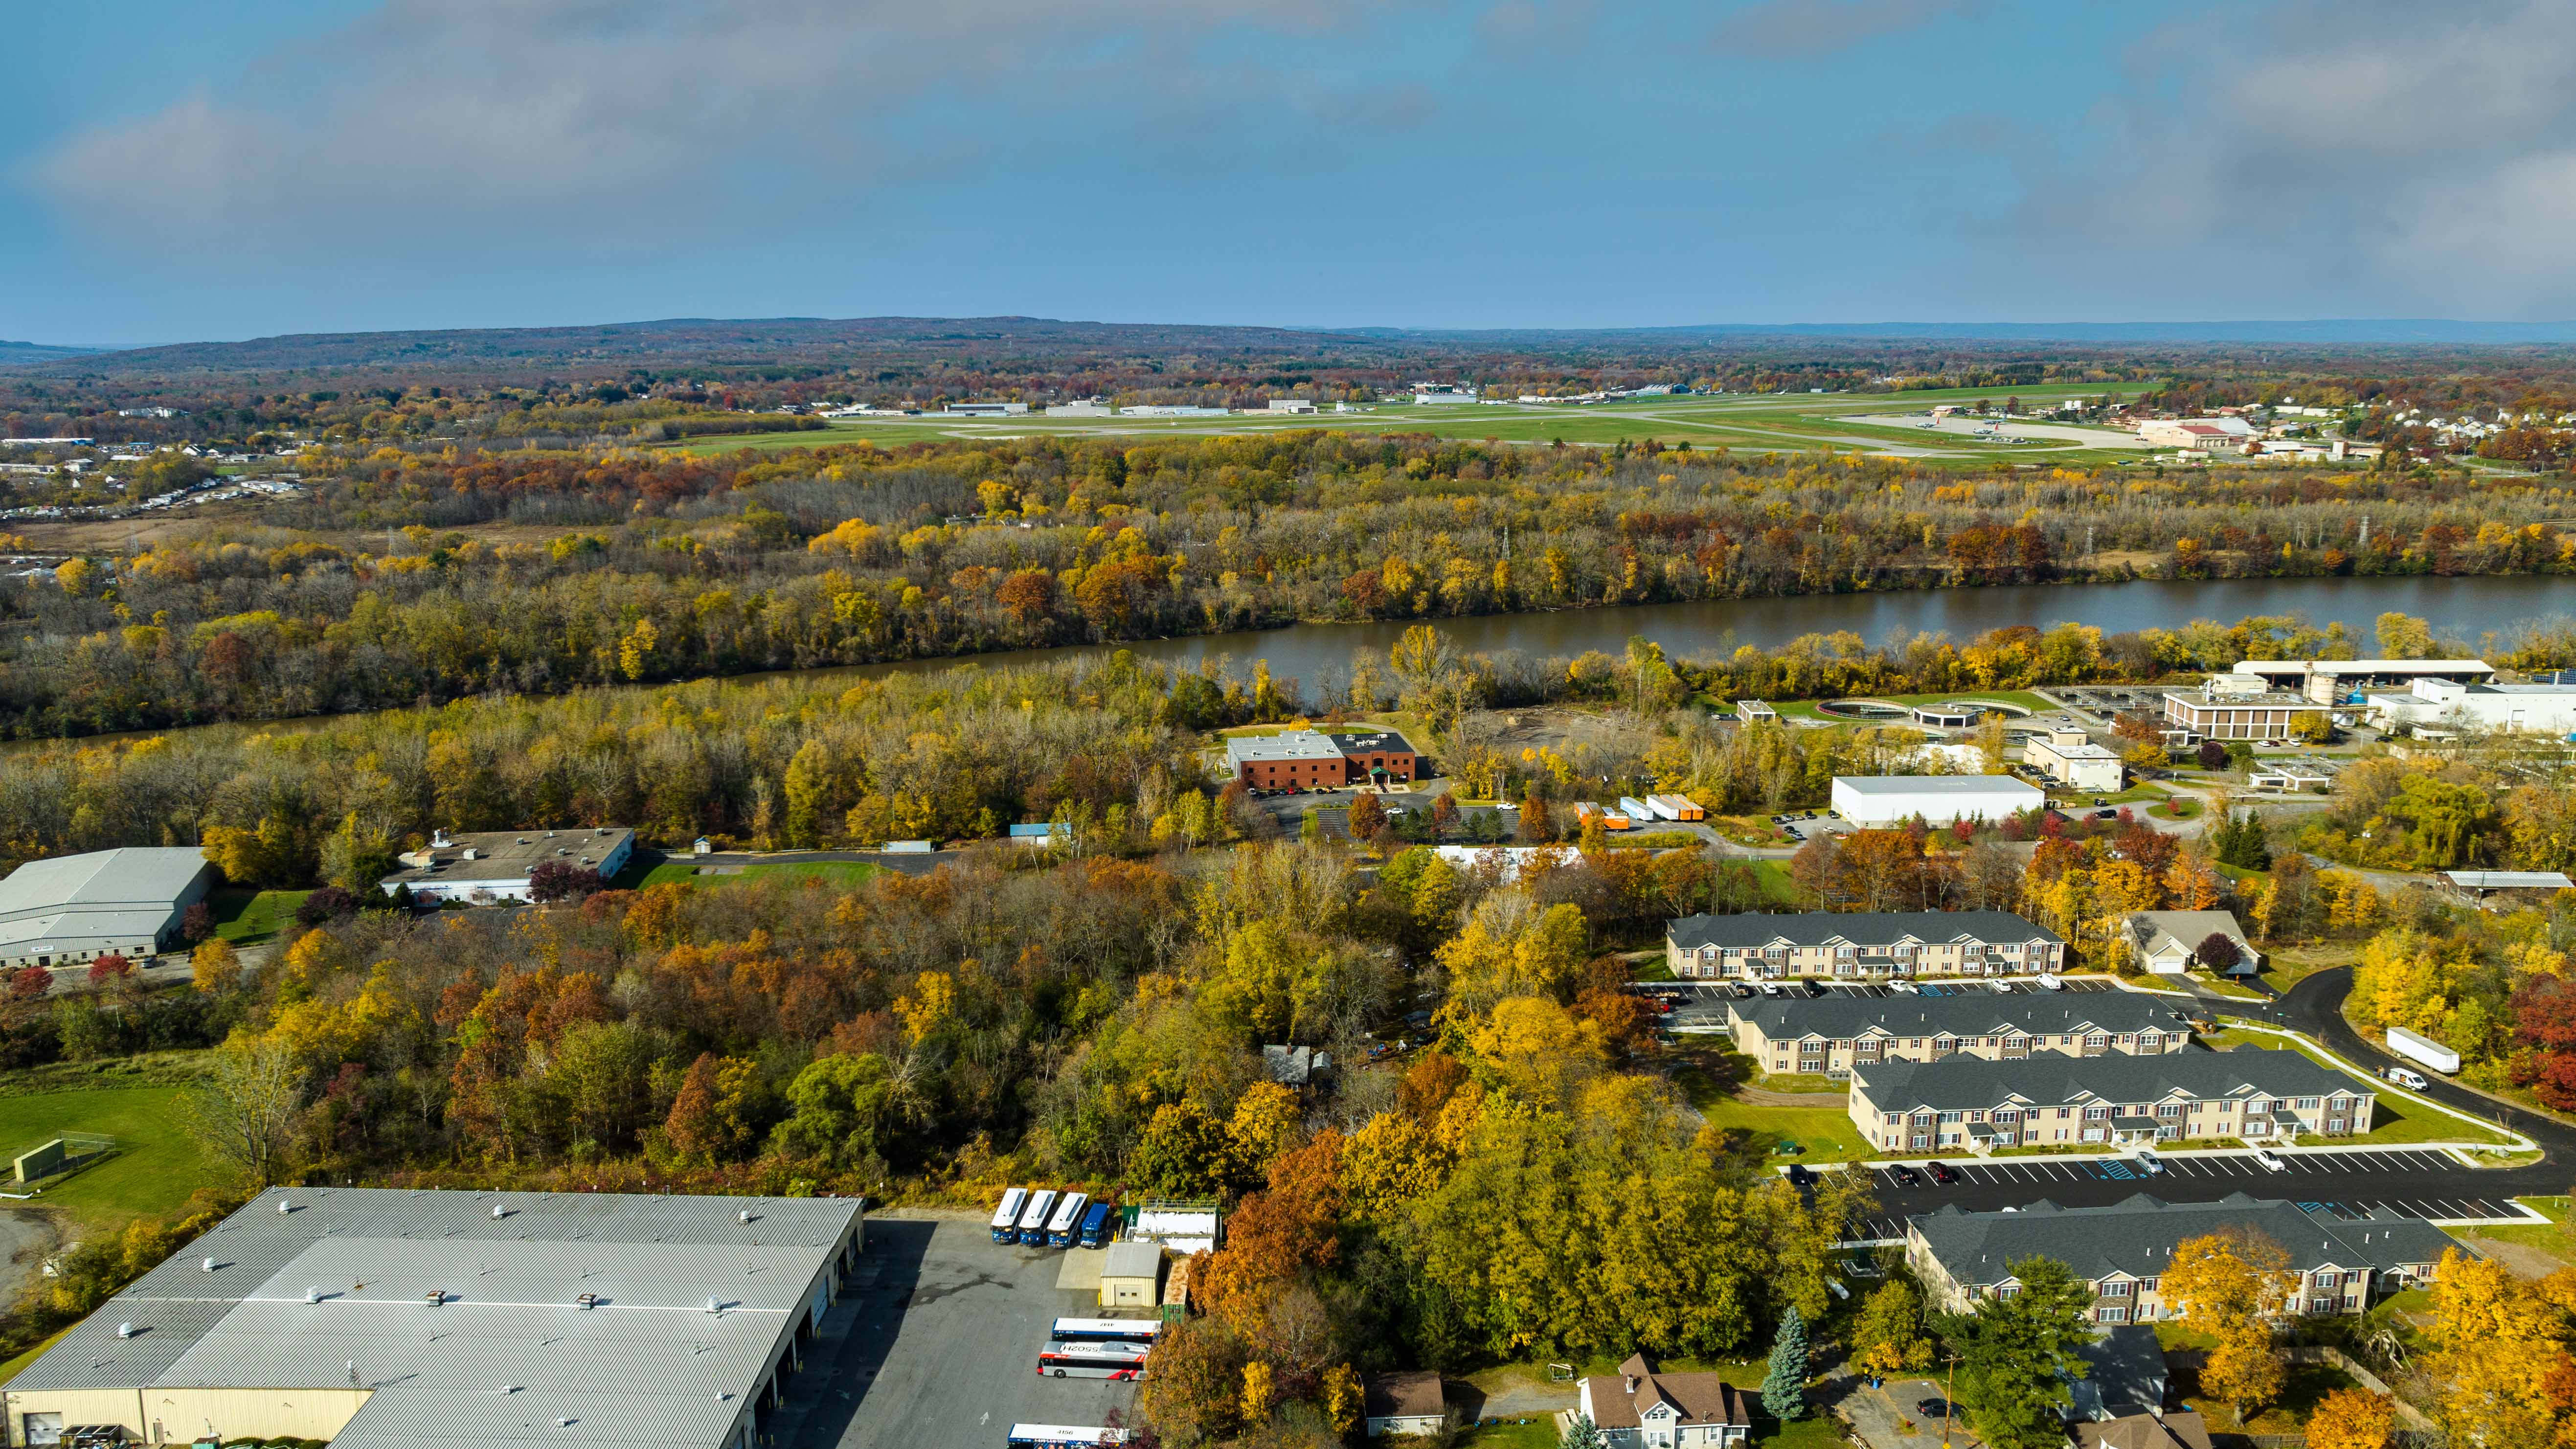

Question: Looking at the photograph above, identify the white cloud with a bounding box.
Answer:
[31,0,1447,259]
[1979,0,2576,309]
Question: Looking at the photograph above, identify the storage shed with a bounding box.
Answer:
[1099,1242,1165,1308]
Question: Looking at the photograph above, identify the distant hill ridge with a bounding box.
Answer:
[10,315,2576,379]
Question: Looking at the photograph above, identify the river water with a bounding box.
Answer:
[833,574,2576,689]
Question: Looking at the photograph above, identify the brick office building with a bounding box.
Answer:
[1224,728,1421,789]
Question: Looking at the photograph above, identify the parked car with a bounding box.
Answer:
[1758,981,1783,997]
[2035,974,2065,992]
[1888,980,1918,995]
[1987,979,2013,994]
[1889,1165,1924,1187]
[1730,983,1756,998]
[2134,1150,2164,1175]
[1918,1399,1955,1421]
[1927,1162,1960,1185]
[2251,1148,2287,1172]
[2384,1066,2429,1091]
[1802,980,1829,998]
[1784,1164,1817,1187]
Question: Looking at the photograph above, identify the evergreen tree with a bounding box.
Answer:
[1559,1413,1605,1449]
[1763,1305,1809,1420]
[2214,809,2273,870]
[1937,1256,2095,1449]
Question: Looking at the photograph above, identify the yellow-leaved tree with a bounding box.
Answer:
[2160,1228,2295,1425]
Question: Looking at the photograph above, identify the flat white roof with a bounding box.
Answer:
[2444,871,2574,889]
[1832,776,2043,795]
[1224,731,1344,764]
[2234,659,2491,674]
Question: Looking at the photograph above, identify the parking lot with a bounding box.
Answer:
[787,1214,1140,1449]
[1849,1146,2540,1238]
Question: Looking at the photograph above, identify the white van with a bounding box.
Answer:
[2384,1065,2429,1091]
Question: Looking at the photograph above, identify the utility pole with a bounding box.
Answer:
[1942,1350,1962,1449]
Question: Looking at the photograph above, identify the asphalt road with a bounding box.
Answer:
[1848,967,2574,1233]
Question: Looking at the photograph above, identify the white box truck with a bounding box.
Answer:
[2386,1025,2460,1075]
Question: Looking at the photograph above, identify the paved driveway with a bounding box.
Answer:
[1839,1376,1980,1449]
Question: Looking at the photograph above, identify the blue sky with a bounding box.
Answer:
[8,0,2576,346]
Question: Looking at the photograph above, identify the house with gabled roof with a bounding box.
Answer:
[1850,1047,2370,1153]
[1905,1193,2458,1324]
[1574,1354,1754,1448]
[1725,994,2190,1079]
[1666,910,2063,982]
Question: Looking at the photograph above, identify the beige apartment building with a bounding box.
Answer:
[1665,910,2065,981]
[1906,1195,2457,1324]
[1849,1048,2374,1154]
[1727,993,2192,1078]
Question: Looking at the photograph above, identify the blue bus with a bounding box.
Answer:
[1076,1201,1114,1249]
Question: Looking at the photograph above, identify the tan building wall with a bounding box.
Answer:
[1731,1019,2188,1075]
[1851,1084,2375,1154]
[5,1385,370,1447]
[1906,1225,2395,1322]
[1667,936,2063,981]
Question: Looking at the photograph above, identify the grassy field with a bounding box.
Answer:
[1767,689,2055,721]
[1674,1055,1872,1162]
[0,1069,217,1232]
[649,382,2194,470]
[1747,860,1812,907]
[630,860,884,890]
[209,887,310,947]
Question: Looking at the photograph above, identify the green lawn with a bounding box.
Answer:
[1455,1420,1558,1449]
[0,1073,217,1232]
[651,383,2158,471]
[636,860,885,889]
[1748,860,1813,907]
[2146,796,2202,821]
[1672,1048,1867,1160]
[209,887,310,946]
[1768,690,2054,721]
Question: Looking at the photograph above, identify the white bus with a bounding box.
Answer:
[1037,1341,1150,1380]
[1045,1192,1090,1248]
[990,1187,1029,1244]
[1049,1317,1163,1345]
[1006,1427,1127,1448]
[1016,1188,1060,1245]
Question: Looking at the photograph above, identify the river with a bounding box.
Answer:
[822,574,2576,690]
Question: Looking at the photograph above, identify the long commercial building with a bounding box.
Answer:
[1665,910,2065,982]
[1849,1046,2374,1155]
[0,1187,865,1449]
[378,828,635,904]
[2158,682,2328,743]
[0,848,215,970]
[1905,1194,2457,1323]
[1725,993,2191,1077]
[1222,728,1421,790]
[1830,775,2043,827]
[2230,658,2494,703]
[2363,676,2576,737]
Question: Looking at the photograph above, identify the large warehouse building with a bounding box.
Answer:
[0,1187,865,1449]
[1830,775,2043,827]
[0,847,215,971]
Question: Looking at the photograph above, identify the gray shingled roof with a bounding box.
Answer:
[12,1186,863,1449]
[1852,1046,2358,1113]
[1730,992,2184,1042]
[1910,1193,2457,1288]
[1669,910,2060,952]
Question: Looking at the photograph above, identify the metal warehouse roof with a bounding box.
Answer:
[1831,776,2044,795]
[0,848,211,916]
[2444,871,2575,890]
[13,1187,864,1449]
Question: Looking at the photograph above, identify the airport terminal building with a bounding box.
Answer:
[0,1187,865,1449]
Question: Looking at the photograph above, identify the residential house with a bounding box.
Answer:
[1575,1354,1754,1448]
[1362,1370,1448,1437]
[1726,994,2191,1079]
[1849,1047,2373,1154]
[2124,911,2259,976]
[1667,910,2065,982]
[1905,1194,2458,1322]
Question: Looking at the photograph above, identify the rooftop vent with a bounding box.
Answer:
[577,1292,598,1310]
[738,1209,754,1223]
[493,1204,510,1219]
[706,1295,723,1314]
[426,1290,446,1306]
[116,1322,134,1339]
[501,1384,521,1395]
[306,1286,322,1304]
[278,1199,293,1214]
[202,1258,215,1273]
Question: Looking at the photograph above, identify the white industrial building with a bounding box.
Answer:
[0,848,215,970]
[2363,677,2576,737]
[2230,658,2494,704]
[1830,775,2043,828]
[378,828,635,904]
[1264,399,1318,413]
[0,1186,866,1449]
[2021,730,2124,792]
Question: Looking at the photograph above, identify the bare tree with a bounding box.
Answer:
[186,1039,307,1187]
